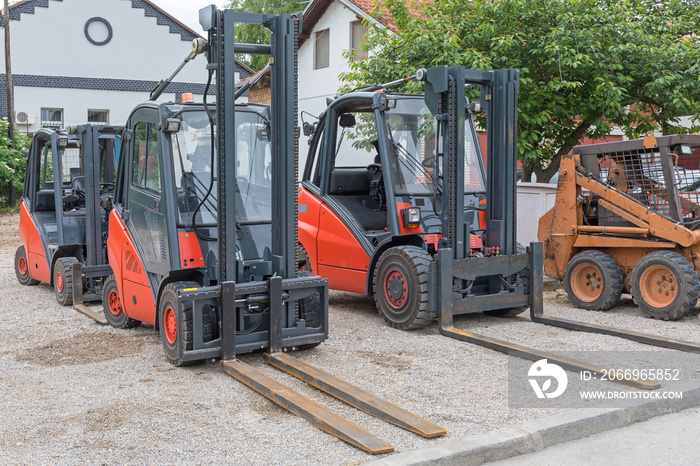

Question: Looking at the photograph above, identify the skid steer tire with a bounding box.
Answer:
[15,245,39,286]
[564,250,623,311]
[102,275,141,329]
[159,282,210,366]
[373,246,433,330]
[54,257,80,306]
[630,251,700,321]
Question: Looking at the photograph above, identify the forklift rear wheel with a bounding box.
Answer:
[15,245,39,286]
[54,257,79,306]
[102,275,141,329]
[564,250,623,311]
[630,251,700,321]
[159,282,209,366]
[373,246,433,330]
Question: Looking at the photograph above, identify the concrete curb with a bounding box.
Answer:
[366,378,700,466]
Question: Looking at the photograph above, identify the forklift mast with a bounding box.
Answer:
[74,124,119,268]
[205,9,299,283]
[423,66,519,259]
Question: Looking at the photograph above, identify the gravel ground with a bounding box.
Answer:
[1,210,699,464]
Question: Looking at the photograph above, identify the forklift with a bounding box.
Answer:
[15,124,118,313]
[100,7,445,453]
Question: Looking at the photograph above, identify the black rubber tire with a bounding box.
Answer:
[15,245,39,286]
[102,275,141,329]
[563,250,623,311]
[373,246,433,330]
[53,257,79,306]
[483,243,529,317]
[159,281,210,366]
[630,251,700,321]
[297,242,313,274]
[297,270,323,329]
[484,306,527,317]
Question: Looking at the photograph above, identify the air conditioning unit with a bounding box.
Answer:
[15,111,35,125]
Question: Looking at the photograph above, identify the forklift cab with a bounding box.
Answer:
[109,101,275,326]
[299,92,487,293]
[18,126,118,300]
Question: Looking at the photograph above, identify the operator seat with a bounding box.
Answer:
[367,141,384,204]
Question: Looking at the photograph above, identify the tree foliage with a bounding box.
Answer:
[342,0,700,181]
[0,119,29,207]
[228,0,306,70]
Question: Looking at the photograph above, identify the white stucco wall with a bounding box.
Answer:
[1,0,205,82]
[298,1,366,171]
[1,0,211,133]
[12,86,182,133]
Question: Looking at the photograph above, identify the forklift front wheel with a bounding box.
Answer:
[564,250,623,311]
[15,245,39,286]
[159,282,202,367]
[373,246,433,330]
[102,275,141,329]
[54,257,79,306]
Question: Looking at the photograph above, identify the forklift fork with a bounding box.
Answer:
[437,244,661,390]
[219,277,445,453]
[71,262,107,325]
[529,296,700,353]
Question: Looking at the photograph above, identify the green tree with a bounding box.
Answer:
[342,0,700,181]
[228,0,306,71]
[0,119,29,207]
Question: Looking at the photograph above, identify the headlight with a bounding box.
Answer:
[165,118,181,133]
[402,206,421,228]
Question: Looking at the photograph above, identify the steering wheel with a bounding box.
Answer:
[367,163,382,174]
[422,155,437,169]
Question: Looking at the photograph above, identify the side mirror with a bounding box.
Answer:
[468,101,484,115]
[339,114,356,128]
[303,121,315,137]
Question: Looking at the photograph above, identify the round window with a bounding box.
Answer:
[84,17,113,46]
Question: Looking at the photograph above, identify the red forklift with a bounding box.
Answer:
[99,7,445,453]
[298,68,534,329]
[16,125,118,308]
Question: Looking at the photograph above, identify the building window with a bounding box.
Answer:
[41,108,63,129]
[314,29,330,70]
[350,21,368,60]
[88,109,109,124]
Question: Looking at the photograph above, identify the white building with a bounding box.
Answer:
[298,0,376,128]
[0,0,253,134]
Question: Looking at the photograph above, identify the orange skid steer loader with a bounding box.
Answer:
[539,134,700,321]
